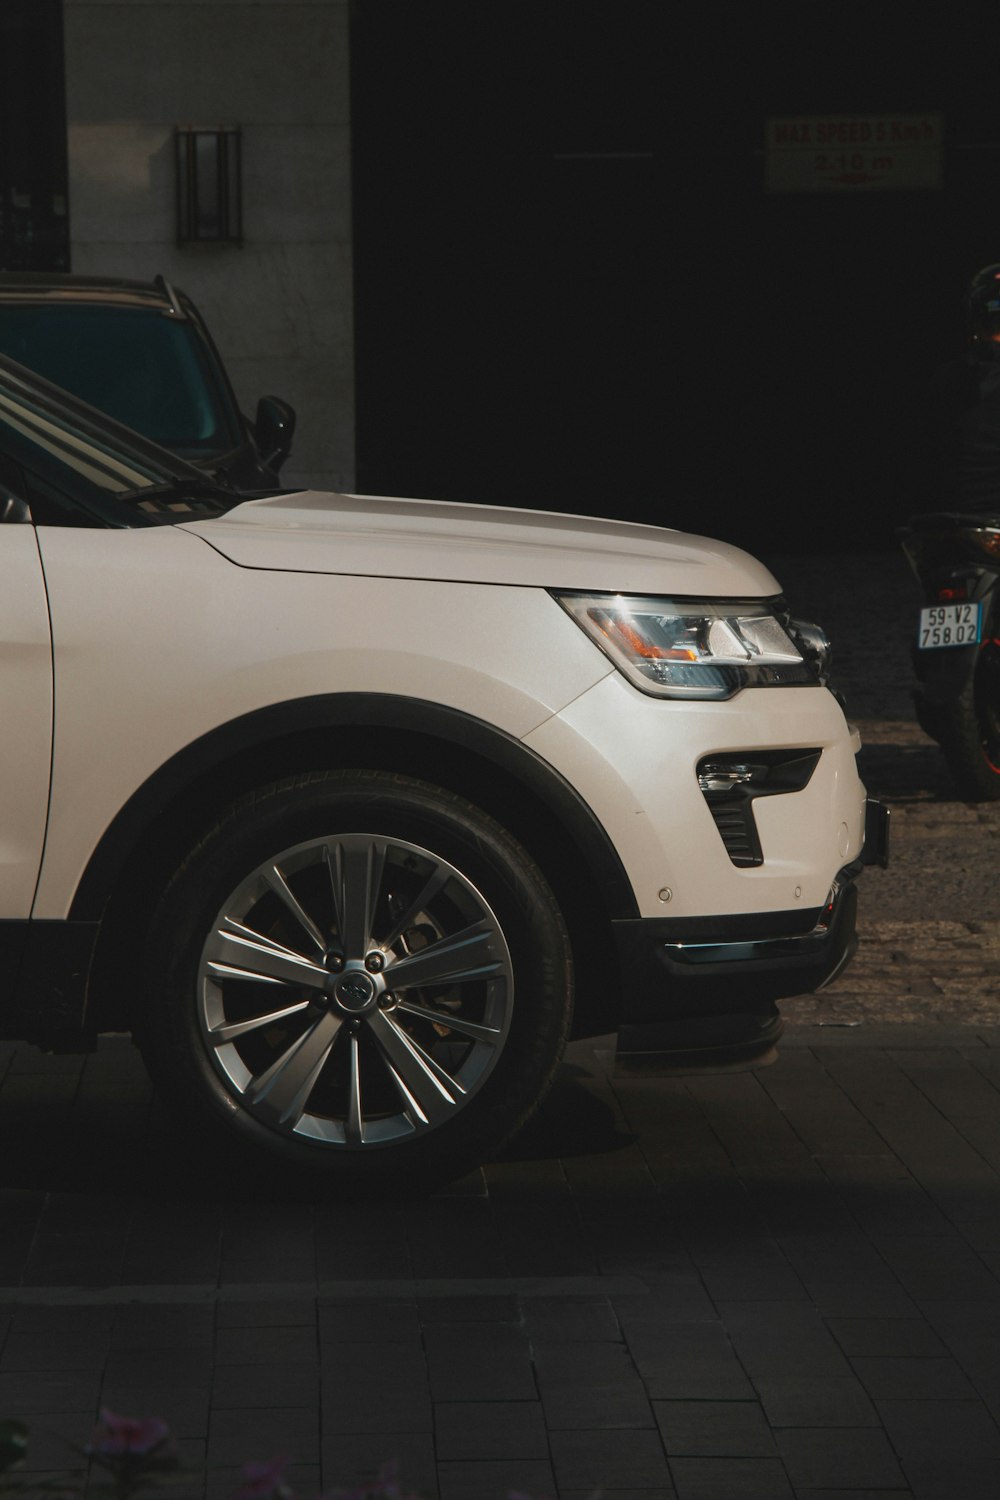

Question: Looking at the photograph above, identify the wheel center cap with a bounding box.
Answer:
[332,969,378,1015]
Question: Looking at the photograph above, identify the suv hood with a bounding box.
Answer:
[185,489,781,597]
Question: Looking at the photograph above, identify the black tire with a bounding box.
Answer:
[937,639,1000,800]
[136,771,573,1192]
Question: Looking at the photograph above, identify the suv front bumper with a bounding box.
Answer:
[612,854,869,1062]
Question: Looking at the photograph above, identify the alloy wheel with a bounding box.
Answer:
[197,832,515,1147]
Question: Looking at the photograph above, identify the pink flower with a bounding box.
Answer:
[318,1461,420,1500]
[230,1457,294,1500]
[87,1411,175,1459]
[367,1462,403,1500]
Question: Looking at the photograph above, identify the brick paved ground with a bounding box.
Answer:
[767,548,1000,1031]
[2,550,999,1500]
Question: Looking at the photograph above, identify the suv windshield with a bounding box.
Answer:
[0,304,242,460]
[0,353,240,526]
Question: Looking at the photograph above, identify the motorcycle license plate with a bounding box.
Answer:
[918,602,982,649]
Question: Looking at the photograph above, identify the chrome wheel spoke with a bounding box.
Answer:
[244,1010,342,1126]
[366,1008,464,1125]
[345,1034,363,1145]
[209,998,311,1044]
[263,863,327,955]
[394,998,502,1044]
[327,838,386,956]
[207,920,328,990]
[384,919,502,991]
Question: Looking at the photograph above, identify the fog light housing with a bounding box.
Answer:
[697,749,821,867]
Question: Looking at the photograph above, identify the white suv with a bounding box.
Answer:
[0,355,886,1190]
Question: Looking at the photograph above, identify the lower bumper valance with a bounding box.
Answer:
[612,864,861,1057]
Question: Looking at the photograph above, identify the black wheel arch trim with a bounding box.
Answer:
[68,692,639,923]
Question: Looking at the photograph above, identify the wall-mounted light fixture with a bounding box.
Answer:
[175,126,242,245]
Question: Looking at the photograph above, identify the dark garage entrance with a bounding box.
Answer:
[351,2,1000,550]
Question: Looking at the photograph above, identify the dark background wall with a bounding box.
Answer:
[0,1,68,273]
[351,0,1000,550]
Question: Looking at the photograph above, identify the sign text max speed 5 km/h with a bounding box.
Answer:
[766,114,943,193]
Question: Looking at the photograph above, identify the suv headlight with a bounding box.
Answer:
[553,592,817,700]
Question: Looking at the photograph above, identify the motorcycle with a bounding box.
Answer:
[900,510,1000,799]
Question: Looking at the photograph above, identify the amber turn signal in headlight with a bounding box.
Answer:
[553,592,814,700]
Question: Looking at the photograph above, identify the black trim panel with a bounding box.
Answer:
[612,869,859,1027]
[0,921,30,1034]
[616,1006,783,1067]
[863,798,891,868]
[0,919,98,1048]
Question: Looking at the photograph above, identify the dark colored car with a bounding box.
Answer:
[0,272,295,488]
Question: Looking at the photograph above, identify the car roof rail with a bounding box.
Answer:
[153,274,186,319]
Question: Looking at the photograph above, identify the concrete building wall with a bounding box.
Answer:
[62,0,353,493]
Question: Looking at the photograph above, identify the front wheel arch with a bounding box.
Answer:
[79,696,629,1036]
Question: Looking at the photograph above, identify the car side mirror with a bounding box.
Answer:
[254,396,296,474]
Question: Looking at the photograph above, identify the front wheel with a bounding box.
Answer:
[137,772,574,1192]
[937,638,1000,800]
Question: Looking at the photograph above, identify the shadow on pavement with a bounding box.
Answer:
[0,1042,631,1206]
[495,1062,636,1163]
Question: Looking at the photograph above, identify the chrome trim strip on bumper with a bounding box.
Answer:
[662,870,854,968]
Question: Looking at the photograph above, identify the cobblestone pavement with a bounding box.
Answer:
[2,551,1000,1500]
[765,548,1000,1032]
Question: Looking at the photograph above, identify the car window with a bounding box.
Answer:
[0,352,236,526]
[0,305,243,459]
